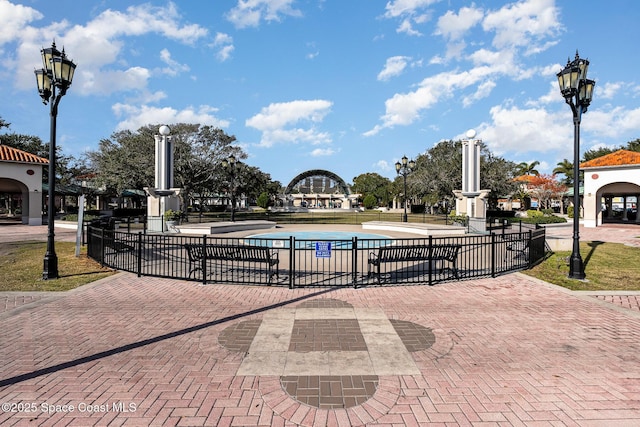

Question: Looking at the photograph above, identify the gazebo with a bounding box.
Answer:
[581,149,640,227]
[0,144,48,225]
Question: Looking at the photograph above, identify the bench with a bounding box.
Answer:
[367,244,460,283]
[505,240,529,260]
[184,243,279,284]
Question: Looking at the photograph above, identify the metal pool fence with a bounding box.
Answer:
[87,226,546,288]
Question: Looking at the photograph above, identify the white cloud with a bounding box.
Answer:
[462,80,496,107]
[112,103,229,131]
[384,0,439,18]
[159,49,190,76]
[377,56,410,81]
[435,6,483,41]
[383,0,439,36]
[433,6,483,61]
[374,160,392,172]
[482,0,561,50]
[226,0,302,29]
[213,32,234,61]
[366,66,495,135]
[368,0,563,136]
[480,104,567,155]
[246,99,333,147]
[598,82,622,100]
[80,67,151,95]
[10,2,207,93]
[310,148,334,156]
[0,0,42,45]
[583,106,640,139]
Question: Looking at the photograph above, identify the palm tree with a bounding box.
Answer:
[553,159,573,186]
[515,160,540,177]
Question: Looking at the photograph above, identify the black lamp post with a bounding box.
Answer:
[395,155,415,222]
[222,155,238,222]
[557,51,595,280]
[35,42,76,280]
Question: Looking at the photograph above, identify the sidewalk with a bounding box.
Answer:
[1,223,639,426]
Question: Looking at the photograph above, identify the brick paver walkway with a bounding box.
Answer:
[1,272,640,426]
[1,222,639,426]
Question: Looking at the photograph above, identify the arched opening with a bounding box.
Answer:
[281,170,356,210]
[0,177,33,224]
[597,182,640,225]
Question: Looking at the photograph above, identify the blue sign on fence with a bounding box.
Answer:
[315,241,332,258]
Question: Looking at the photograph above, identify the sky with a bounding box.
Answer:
[1,0,640,187]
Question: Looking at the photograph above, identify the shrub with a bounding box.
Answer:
[519,215,567,224]
[567,205,582,218]
[257,192,270,209]
[164,209,182,221]
[363,194,377,209]
[448,213,468,226]
[526,209,544,218]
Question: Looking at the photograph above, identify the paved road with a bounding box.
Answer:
[1,222,639,426]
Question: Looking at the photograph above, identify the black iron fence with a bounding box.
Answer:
[87,227,545,288]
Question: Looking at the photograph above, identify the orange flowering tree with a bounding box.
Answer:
[527,174,567,212]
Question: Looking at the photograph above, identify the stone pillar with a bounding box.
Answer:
[27,190,42,225]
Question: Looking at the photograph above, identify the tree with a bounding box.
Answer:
[351,173,392,207]
[407,140,462,213]
[527,174,567,211]
[627,138,640,152]
[553,158,574,186]
[583,146,617,162]
[515,160,540,176]
[0,117,10,130]
[406,139,517,212]
[86,123,282,214]
[171,124,244,213]
[0,129,75,187]
[87,124,246,208]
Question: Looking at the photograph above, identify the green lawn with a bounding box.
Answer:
[522,241,640,291]
[0,241,115,292]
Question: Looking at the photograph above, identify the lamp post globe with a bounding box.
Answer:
[556,51,595,280]
[159,125,171,136]
[35,42,76,280]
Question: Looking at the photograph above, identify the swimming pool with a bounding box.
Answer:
[243,231,393,249]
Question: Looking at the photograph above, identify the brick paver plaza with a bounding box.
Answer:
[1,223,640,426]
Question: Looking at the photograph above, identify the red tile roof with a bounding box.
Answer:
[513,175,535,183]
[580,149,640,169]
[0,144,48,164]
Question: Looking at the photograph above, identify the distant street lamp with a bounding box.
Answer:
[35,42,76,280]
[222,155,239,222]
[557,51,595,280]
[395,155,415,222]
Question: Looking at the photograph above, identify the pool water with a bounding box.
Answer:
[243,231,393,249]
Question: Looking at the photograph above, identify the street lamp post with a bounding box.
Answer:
[557,51,595,280]
[35,42,76,280]
[222,155,238,222]
[395,155,416,222]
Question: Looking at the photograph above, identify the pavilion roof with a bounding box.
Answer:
[0,144,48,164]
[580,149,640,169]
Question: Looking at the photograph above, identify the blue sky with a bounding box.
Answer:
[1,0,639,186]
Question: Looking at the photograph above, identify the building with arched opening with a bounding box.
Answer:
[581,150,640,227]
[0,144,48,225]
[281,169,359,209]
